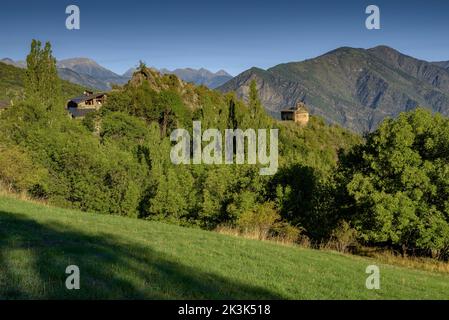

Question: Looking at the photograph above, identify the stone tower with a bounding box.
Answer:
[294,102,309,126]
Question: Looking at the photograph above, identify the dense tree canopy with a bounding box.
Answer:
[337,109,449,258]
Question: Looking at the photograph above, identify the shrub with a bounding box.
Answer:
[325,221,358,253]
[271,222,302,243]
[0,145,48,194]
[237,202,281,240]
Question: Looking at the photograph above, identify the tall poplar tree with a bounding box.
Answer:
[25,40,62,111]
[248,79,270,129]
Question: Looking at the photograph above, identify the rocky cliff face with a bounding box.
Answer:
[57,68,111,91]
[219,46,449,133]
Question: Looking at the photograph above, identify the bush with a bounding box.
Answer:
[271,222,302,243]
[325,221,358,253]
[237,202,281,240]
[0,145,48,194]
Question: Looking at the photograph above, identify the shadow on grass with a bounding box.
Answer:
[0,211,283,300]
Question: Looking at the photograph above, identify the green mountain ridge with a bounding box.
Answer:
[0,62,87,102]
[218,46,449,133]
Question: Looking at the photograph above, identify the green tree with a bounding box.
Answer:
[337,109,449,259]
[0,144,48,194]
[246,80,272,129]
[248,80,262,120]
[138,60,147,72]
[25,40,62,111]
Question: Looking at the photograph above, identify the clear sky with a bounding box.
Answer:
[1,0,449,75]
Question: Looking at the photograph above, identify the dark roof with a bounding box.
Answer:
[70,93,106,104]
[0,100,10,109]
[68,108,97,118]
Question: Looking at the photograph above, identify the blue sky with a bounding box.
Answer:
[1,0,449,75]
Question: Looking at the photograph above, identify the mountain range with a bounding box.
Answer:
[0,58,26,68]
[57,58,129,90]
[1,58,232,91]
[218,46,449,132]
[1,57,113,91]
[4,46,449,133]
[123,67,232,89]
[0,59,88,102]
[159,68,232,89]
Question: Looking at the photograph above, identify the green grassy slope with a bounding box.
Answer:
[0,196,448,300]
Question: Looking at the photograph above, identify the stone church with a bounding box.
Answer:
[281,101,310,126]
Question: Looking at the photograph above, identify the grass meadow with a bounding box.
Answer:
[0,196,448,299]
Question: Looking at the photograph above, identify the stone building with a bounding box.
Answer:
[281,101,309,126]
[67,91,107,118]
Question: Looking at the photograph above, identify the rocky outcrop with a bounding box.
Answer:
[159,68,233,89]
[126,67,200,110]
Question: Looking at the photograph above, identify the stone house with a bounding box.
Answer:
[281,101,310,126]
[67,91,107,118]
